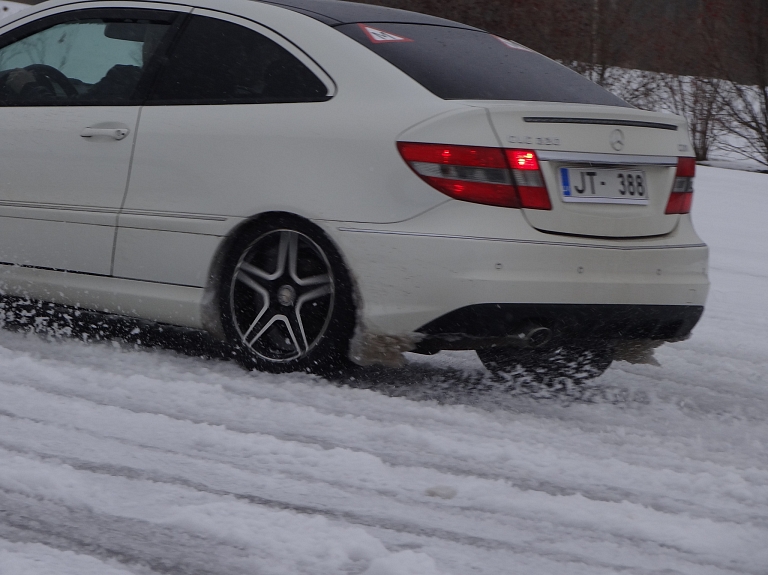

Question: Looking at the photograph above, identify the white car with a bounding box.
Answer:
[0,0,708,379]
[0,3,26,19]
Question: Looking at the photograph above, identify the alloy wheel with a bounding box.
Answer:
[229,229,335,363]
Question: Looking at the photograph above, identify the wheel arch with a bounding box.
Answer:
[200,211,362,347]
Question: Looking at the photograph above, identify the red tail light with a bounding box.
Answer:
[508,150,540,170]
[666,157,695,214]
[505,150,552,210]
[397,142,551,210]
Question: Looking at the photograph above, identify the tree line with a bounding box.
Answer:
[358,0,768,166]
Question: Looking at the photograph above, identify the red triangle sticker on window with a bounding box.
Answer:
[359,24,413,43]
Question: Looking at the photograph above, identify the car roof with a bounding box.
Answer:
[7,0,480,30]
[257,0,480,29]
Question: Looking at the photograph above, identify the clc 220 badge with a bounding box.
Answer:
[508,136,561,146]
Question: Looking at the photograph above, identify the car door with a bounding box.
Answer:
[0,7,182,275]
[114,9,334,287]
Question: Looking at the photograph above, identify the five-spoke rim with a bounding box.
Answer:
[230,229,335,362]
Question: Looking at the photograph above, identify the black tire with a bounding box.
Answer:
[218,215,356,374]
[477,343,614,385]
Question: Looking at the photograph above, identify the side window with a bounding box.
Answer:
[0,13,174,106]
[148,15,329,104]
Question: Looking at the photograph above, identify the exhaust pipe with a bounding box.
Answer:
[509,323,552,349]
[411,322,554,355]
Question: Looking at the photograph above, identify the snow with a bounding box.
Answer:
[0,166,766,575]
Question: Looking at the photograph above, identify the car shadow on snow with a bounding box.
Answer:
[0,296,640,408]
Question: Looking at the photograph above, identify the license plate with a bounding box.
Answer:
[560,168,648,204]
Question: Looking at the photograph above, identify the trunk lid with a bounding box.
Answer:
[479,102,692,238]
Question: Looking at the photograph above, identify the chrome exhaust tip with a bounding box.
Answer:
[525,325,552,348]
[508,323,552,349]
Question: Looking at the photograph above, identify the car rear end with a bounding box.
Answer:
[319,15,709,365]
[392,109,706,351]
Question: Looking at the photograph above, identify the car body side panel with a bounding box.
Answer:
[0,263,206,328]
[113,227,226,287]
[0,1,194,275]
[120,6,459,221]
[0,105,140,275]
[114,5,473,283]
[0,218,115,275]
[394,106,501,148]
[122,101,448,223]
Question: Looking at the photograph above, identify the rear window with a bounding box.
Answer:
[337,23,630,107]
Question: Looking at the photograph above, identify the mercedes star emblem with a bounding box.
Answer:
[610,129,625,151]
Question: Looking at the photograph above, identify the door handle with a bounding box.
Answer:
[81,127,130,140]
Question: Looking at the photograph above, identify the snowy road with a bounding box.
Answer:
[0,166,766,575]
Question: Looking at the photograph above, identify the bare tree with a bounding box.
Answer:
[702,0,768,165]
[661,75,726,161]
[718,85,768,166]
[643,4,728,162]
[561,0,644,87]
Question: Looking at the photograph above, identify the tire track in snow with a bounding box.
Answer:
[0,432,673,563]
[1,356,767,573]
[2,404,766,536]
[2,374,765,519]
[0,489,253,575]
[0,395,765,575]
[1,450,755,575]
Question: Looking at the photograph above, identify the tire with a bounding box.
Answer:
[218,215,356,374]
[477,343,614,385]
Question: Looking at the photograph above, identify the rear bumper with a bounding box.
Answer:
[413,303,703,353]
[316,201,710,344]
